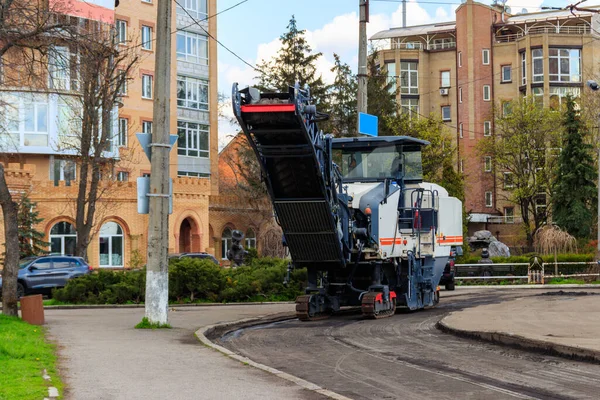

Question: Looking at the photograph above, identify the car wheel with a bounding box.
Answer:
[445,281,455,291]
[16,282,25,299]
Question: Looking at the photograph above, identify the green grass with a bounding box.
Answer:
[134,317,172,329]
[0,315,63,400]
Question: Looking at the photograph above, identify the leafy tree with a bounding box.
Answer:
[321,54,357,137]
[17,194,49,258]
[255,15,329,107]
[366,52,396,137]
[552,96,597,239]
[479,96,562,248]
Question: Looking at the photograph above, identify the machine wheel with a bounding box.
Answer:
[445,281,455,291]
[295,295,332,321]
[361,292,396,319]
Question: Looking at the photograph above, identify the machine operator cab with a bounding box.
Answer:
[331,136,428,185]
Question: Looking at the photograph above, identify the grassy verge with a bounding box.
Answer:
[134,317,172,329]
[0,315,63,400]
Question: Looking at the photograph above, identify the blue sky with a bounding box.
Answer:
[215,0,578,144]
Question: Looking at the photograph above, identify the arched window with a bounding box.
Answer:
[221,227,232,260]
[50,222,77,255]
[245,228,256,249]
[99,222,124,267]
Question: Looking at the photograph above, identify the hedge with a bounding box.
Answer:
[52,257,306,304]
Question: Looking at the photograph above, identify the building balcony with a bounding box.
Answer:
[495,25,591,43]
[389,40,456,51]
[487,215,522,224]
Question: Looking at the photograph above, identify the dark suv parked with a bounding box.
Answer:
[439,246,462,291]
[0,255,92,298]
[168,252,220,265]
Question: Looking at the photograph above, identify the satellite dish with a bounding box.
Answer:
[505,6,512,14]
[521,8,528,13]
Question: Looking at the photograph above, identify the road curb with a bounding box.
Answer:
[437,317,600,364]
[40,301,294,310]
[195,313,353,400]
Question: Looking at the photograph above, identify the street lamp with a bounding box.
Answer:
[585,80,600,260]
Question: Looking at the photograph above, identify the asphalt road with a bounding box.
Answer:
[217,290,600,400]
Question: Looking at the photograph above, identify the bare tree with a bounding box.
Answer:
[0,0,70,316]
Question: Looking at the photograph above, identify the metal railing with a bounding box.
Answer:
[486,216,522,224]
[389,41,456,51]
[495,25,591,43]
[427,42,456,50]
[454,261,599,280]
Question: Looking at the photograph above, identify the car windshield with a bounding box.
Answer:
[333,145,423,182]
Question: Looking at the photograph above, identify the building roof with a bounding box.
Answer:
[370,22,456,40]
[503,7,597,24]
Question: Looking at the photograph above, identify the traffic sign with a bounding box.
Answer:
[136,133,178,161]
[358,112,378,136]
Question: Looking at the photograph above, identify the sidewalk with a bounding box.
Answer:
[439,290,600,361]
[45,304,325,400]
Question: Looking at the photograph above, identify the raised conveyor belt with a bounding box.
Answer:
[233,84,344,267]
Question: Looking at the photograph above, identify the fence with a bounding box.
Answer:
[454,261,600,282]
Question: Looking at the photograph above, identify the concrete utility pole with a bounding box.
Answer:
[357,0,369,128]
[145,0,172,325]
[402,0,407,27]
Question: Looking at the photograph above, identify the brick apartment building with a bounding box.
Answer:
[0,0,219,268]
[371,0,600,245]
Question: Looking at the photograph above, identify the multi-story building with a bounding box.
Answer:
[371,0,600,244]
[0,0,219,268]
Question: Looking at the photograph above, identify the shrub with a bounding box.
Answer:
[168,258,223,302]
[52,269,146,304]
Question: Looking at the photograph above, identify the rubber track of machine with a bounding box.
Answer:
[295,295,332,321]
[361,292,397,319]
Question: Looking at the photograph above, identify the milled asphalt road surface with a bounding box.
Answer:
[218,289,600,400]
[45,304,327,400]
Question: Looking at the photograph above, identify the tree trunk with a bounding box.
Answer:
[0,164,20,316]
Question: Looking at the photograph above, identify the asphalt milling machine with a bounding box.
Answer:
[232,83,463,320]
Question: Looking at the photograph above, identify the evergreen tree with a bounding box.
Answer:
[255,15,329,107]
[17,194,50,258]
[321,53,357,137]
[366,53,396,136]
[552,96,597,239]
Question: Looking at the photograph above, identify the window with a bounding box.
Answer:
[142,74,153,99]
[386,62,396,94]
[459,123,463,138]
[484,121,491,136]
[177,76,209,110]
[535,194,547,217]
[48,46,70,90]
[504,207,515,223]
[245,228,256,249]
[177,121,209,157]
[459,87,462,103]
[441,106,451,121]
[400,98,419,119]
[458,51,462,67]
[99,222,124,268]
[176,0,208,19]
[176,31,208,65]
[483,85,490,101]
[533,87,544,106]
[50,222,77,255]
[549,48,581,83]
[221,227,232,260]
[177,171,210,178]
[484,156,492,172]
[431,38,454,50]
[117,118,128,147]
[142,120,152,134]
[141,26,152,50]
[141,0,152,3]
[549,86,580,110]
[485,191,493,208]
[503,172,514,189]
[23,96,49,146]
[30,258,52,270]
[117,171,129,182]
[482,49,490,65]
[53,159,76,186]
[501,65,511,82]
[117,70,127,95]
[440,71,450,88]
[532,48,543,83]
[459,159,464,173]
[521,52,526,85]
[502,101,512,116]
[116,20,127,44]
[400,61,418,94]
